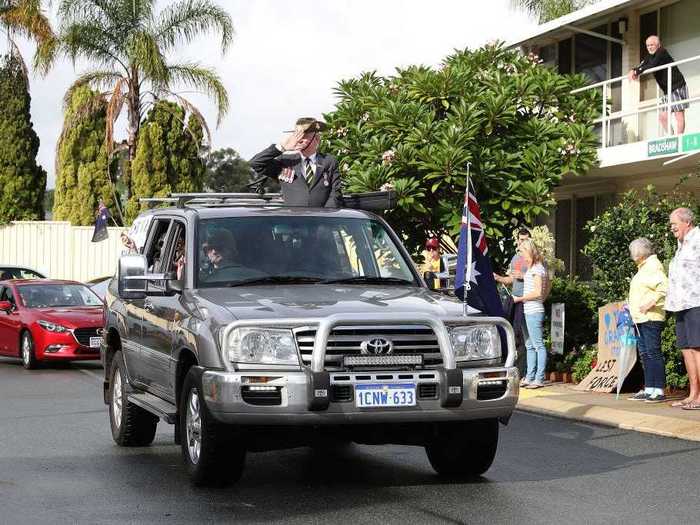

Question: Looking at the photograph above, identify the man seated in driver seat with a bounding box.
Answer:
[203,229,237,272]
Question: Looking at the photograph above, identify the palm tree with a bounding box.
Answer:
[56,0,233,200]
[510,0,600,24]
[0,0,57,75]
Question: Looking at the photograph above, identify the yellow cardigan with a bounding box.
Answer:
[628,254,668,323]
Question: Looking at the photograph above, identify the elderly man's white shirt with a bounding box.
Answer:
[665,226,700,312]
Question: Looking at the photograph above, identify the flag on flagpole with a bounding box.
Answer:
[454,188,505,317]
[91,201,111,243]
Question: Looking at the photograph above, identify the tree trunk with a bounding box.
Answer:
[124,68,141,200]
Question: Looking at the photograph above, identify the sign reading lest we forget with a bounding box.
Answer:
[576,302,637,392]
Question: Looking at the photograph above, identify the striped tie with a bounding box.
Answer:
[305,158,314,185]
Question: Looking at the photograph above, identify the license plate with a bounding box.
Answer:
[355,383,416,408]
[89,336,102,348]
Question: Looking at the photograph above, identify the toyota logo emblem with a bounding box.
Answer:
[360,337,394,355]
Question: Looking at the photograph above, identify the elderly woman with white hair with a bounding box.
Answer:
[627,238,668,403]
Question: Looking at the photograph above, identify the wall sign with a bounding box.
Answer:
[551,303,565,355]
[647,137,678,157]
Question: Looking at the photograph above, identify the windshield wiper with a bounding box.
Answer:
[321,276,414,285]
[224,276,324,287]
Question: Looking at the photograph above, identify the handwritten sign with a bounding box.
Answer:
[551,303,565,355]
[576,301,637,392]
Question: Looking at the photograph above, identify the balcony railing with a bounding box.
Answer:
[571,53,700,149]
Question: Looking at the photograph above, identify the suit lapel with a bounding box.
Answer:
[309,154,326,190]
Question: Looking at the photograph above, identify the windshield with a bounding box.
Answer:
[18,284,103,308]
[196,216,417,288]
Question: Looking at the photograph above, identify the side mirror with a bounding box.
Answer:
[118,254,148,300]
[0,300,13,312]
[424,271,439,291]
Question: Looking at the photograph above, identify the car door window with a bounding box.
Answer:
[144,219,172,274]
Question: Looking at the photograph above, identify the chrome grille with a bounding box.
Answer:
[295,325,443,370]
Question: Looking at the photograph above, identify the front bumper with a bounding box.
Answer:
[202,366,519,425]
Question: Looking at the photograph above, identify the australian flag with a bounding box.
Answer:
[91,201,111,243]
[454,188,505,317]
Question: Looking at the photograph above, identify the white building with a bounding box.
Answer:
[510,0,700,278]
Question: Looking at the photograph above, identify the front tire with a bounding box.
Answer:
[425,419,499,478]
[21,331,38,370]
[109,351,158,446]
[180,368,246,486]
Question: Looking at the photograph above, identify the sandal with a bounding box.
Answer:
[681,402,700,411]
[671,399,692,407]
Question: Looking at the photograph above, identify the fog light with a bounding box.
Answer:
[45,345,64,353]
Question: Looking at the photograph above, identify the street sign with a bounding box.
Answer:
[648,137,678,157]
[682,132,700,153]
[551,303,565,355]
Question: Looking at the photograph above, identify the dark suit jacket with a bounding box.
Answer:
[249,145,342,207]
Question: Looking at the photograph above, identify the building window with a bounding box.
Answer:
[553,193,616,280]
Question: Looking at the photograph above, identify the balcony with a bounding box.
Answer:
[571,53,700,172]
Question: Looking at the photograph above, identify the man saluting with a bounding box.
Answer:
[249,117,342,207]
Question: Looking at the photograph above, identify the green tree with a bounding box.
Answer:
[509,0,600,23]
[56,0,233,209]
[53,85,115,225]
[125,100,205,221]
[0,53,46,223]
[323,44,600,265]
[583,186,699,305]
[203,147,271,193]
[1,0,57,74]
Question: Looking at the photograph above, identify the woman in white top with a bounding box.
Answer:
[513,239,547,388]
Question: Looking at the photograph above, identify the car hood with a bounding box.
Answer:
[34,307,104,328]
[194,285,473,322]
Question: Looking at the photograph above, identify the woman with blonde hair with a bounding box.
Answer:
[513,239,548,388]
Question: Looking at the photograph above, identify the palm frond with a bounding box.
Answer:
[167,63,229,126]
[62,69,124,108]
[127,29,168,82]
[60,22,129,72]
[1,0,58,74]
[105,77,127,155]
[152,89,212,147]
[155,0,233,53]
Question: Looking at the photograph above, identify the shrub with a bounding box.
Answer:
[545,277,598,353]
[571,345,598,383]
[583,186,699,305]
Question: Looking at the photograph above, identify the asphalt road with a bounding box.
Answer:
[1,357,700,525]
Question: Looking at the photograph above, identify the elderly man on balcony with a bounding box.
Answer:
[628,35,688,135]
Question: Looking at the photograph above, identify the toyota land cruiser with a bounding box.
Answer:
[101,193,518,486]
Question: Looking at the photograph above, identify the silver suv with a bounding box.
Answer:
[101,196,518,486]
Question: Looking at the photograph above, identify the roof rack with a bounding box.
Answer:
[139,193,284,208]
[138,190,397,211]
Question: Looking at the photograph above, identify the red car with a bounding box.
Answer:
[0,279,104,369]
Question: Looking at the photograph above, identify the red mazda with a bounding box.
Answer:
[0,279,104,369]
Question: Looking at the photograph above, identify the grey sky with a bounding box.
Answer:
[13,0,536,189]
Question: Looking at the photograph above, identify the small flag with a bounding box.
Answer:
[92,201,111,243]
[454,188,504,317]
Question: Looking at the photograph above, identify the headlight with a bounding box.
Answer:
[226,328,299,365]
[449,325,501,361]
[37,320,70,333]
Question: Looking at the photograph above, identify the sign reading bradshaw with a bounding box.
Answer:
[576,302,637,393]
[648,137,678,157]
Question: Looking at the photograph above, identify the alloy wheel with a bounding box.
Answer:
[186,388,202,464]
[21,335,31,366]
[112,371,123,429]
